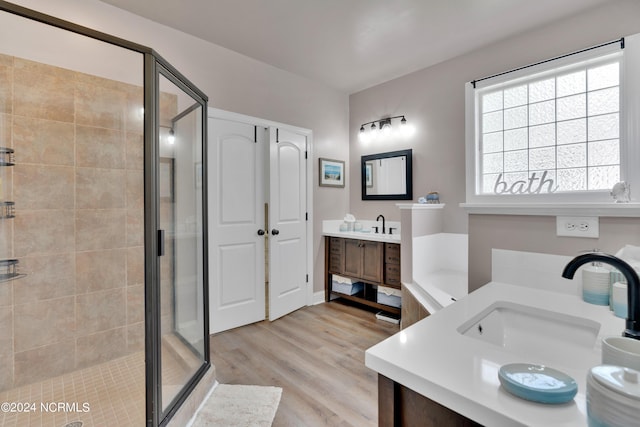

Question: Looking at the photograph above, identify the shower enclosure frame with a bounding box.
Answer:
[0,2,211,426]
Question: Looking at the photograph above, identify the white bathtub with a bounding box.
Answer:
[408,233,468,314]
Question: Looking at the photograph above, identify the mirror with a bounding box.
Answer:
[362,149,412,200]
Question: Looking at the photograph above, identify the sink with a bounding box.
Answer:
[457,301,601,358]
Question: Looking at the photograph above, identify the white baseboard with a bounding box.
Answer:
[312,291,325,305]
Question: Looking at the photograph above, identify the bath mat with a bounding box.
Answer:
[191,384,282,427]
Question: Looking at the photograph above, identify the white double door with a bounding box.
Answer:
[208,116,308,333]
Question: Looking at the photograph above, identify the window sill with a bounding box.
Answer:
[460,202,640,217]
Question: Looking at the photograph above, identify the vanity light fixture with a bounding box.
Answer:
[359,115,410,142]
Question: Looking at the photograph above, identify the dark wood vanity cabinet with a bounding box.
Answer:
[378,375,482,427]
[343,238,383,283]
[325,236,400,315]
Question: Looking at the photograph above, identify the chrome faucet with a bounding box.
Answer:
[376,214,386,234]
[562,252,640,340]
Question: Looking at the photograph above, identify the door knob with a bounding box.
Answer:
[271,229,280,235]
[257,229,266,236]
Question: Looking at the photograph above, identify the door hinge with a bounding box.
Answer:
[305,151,308,159]
[254,126,257,143]
[305,212,308,221]
[306,274,309,283]
[276,128,279,143]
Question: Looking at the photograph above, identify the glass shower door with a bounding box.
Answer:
[156,66,208,417]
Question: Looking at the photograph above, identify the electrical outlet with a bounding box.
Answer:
[556,216,599,238]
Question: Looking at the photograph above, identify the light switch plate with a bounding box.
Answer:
[556,216,599,238]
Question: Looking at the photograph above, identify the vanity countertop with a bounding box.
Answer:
[365,281,625,427]
[322,220,401,243]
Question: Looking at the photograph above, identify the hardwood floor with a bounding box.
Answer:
[210,301,399,426]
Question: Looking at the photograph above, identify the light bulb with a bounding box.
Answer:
[381,121,392,136]
[168,129,175,145]
[400,122,415,137]
[369,122,379,141]
[359,130,370,143]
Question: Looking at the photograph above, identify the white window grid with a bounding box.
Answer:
[476,53,622,196]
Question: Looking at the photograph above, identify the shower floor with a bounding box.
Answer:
[0,352,145,427]
[0,339,200,427]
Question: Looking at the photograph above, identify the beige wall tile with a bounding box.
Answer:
[76,125,125,169]
[76,288,126,335]
[0,282,11,307]
[127,284,144,324]
[127,246,144,287]
[126,170,143,210]
[14,210,75,257]
[75,81,127,130]
[14,164,74,210]
[14,339,75,387]
[0,54,11,67]
[0,113,11,149]
[0,306,12,349]
[0,60,13,115]
[76,249,126,294]
[14,253,75,305]
[159,92,178,128]
[76,168,126,209]
[127,322,145,353]
[126,87,144,134]
[76,327,127,369]
[12,116,74,166]
[0,351,12,392]
[126,209,144,247]
[13,59,74,123]
[14,296,75,352]
[0,220,12,260]
[126,132,144,171]
[76,209,126,251]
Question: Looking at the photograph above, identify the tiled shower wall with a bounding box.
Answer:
[0,54,145,391]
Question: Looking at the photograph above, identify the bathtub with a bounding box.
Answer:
[407,233,468,314]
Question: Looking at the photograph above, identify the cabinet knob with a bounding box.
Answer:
[257,229,266,236]
[271,229,280,236]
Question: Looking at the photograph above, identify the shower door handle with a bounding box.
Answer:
[158,229,165,256]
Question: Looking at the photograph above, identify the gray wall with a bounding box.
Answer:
[12,0,350,294]
[350,0,640,288]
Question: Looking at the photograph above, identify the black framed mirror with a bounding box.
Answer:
[361,149,412,200]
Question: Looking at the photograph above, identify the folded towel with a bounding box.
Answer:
[332,274,352,285]
[378,286,402,297]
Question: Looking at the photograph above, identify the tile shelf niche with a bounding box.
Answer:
[0,146,22,282]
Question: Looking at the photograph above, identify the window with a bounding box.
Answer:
[465,36,640,208]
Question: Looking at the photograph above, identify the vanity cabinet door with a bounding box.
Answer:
[360,240,383,283]
[343,239,363,278]
[342,239,383,283]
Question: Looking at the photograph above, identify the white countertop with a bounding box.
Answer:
[322,220,401,243]
[365,281,625,427]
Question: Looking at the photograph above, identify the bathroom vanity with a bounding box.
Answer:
[324,232,401,315]
[366,281,625,426]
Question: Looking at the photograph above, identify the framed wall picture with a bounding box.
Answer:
[319,158,345,188]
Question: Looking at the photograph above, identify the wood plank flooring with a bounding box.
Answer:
[209,301,399,426]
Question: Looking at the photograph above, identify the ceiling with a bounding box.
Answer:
[99,0,613,94]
